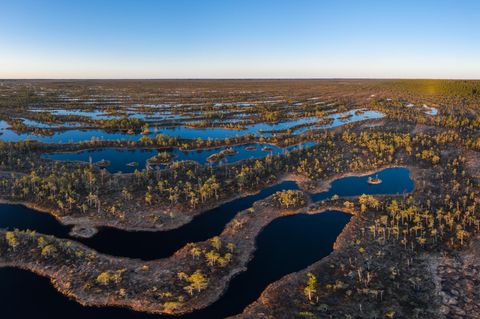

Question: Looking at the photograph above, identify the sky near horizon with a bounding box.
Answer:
[0,0,479,79]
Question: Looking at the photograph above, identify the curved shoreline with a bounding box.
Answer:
[0,165,413,233]
[230,168,442,319]
[0,174,297,232]
[228,205,364,319]
[0,194,310,315]
[0,166,416,316]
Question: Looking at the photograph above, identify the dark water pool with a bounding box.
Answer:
[0,204,71,237]
[0,181,299,260]
[310,167,414,202]
[42,144,286,173]
[182,210,352,319]
[81,181,299,260]
[0,210,351,319]
[0,168,412,260]
[0,267,162,319]
[0,167,413,318]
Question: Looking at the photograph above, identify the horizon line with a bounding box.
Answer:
[1,77,480,81]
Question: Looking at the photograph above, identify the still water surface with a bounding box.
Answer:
[0,167,412,319]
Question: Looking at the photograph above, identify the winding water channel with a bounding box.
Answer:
[0,110,384,143]
[0,167,413,319]
[42,142,317,173]
[43,144,287,173]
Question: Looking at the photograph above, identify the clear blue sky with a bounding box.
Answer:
[1,0,479,79]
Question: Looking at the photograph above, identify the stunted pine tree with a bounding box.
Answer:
[304,272,317,302]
